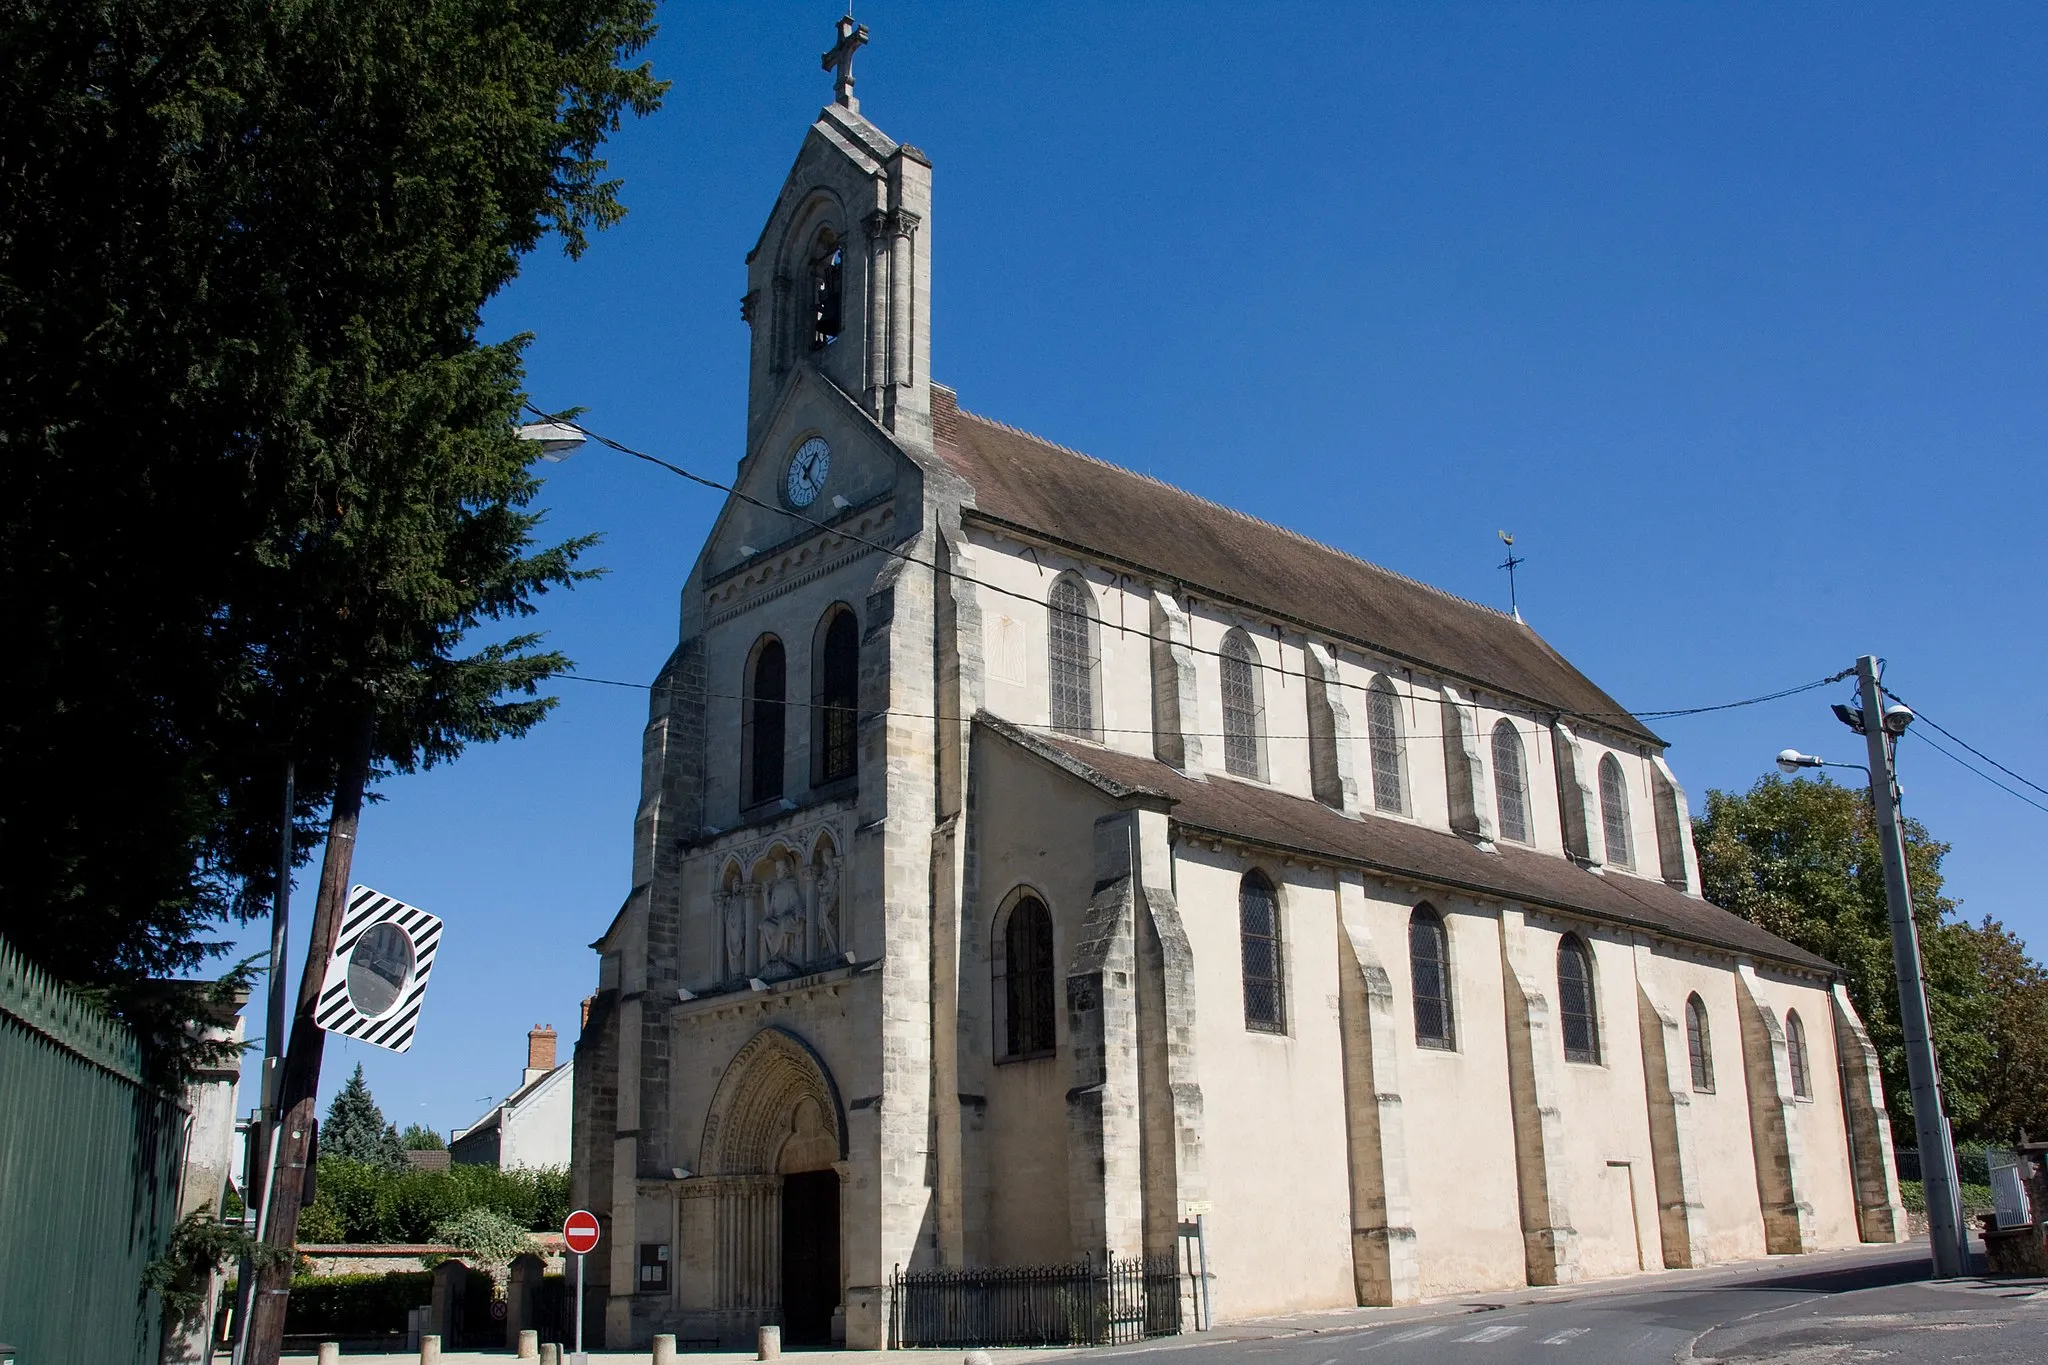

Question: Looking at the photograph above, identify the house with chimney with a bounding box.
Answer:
[451,1024,573,1170]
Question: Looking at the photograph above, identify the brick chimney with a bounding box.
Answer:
[524,1024,558,1084]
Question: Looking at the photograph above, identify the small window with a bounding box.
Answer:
[1685,993,1714,1092]
[1368,679,1407,814]
[814,607,859,784]
[1493,721,1529,843]
[1221,631,1266,780]
[1239,871,1285,1032]
[746,637,786,806]
[1557,933,1600,1064]
[1599,754,1634,870]
[810,229,843,349]
[999,896,1057,1059]
[1409,905,1454,1049]
[1047,574,1097,737]
[1787,1008,1811,1099]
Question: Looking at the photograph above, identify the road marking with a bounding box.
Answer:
[1384,1325,1448,1342]
[1541,1327,1589,1345]
[1454,1324,1523,1342]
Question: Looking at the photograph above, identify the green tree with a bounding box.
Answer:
[401,1123,446,1152]
[1955,916,2048,1143]
[0,0,662,1074]
[323,1065,406,1169]
[1694,774,1992,1145]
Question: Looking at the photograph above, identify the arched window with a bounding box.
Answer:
[1557,933,1599,1064]
[998,896,1056,1060]
[1599,754,1634,870]
[1368,678,1407,814]
[746,637,786,806]
[1047,574,1097,737]
[813,607,859,784]
[1220,630,1266,780]
[1685,993,1714,1092]
[1409,905,1454,1049]
[810,227,844,349]
[1239,871,1285,1032]
[1787,1008,1811,1099]
[1493,721,1529,843]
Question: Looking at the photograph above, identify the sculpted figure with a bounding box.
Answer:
[720,890,746,978]
[759,863,805,969]
[814,859,842,958]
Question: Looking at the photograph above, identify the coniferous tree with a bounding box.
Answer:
[322,1064,406,1169]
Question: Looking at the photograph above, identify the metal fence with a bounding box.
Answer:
[889,1253,1183,1349]
[0,933,187,1365]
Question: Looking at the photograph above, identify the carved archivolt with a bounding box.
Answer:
[700,1026,845,1177]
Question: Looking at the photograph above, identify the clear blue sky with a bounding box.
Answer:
[235,3,2048,1138]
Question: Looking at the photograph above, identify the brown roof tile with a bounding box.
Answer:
[932,386,1659,745]
[982,715,1832,974]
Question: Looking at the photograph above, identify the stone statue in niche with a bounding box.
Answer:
[759,862,806,971]
[814,858,842,959]
[719,890,746,980]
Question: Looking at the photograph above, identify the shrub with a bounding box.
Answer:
[296,1158,572,1244]
[282,1272,432,1335]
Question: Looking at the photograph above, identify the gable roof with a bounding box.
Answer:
[931,387,1659,746]
[979,714,1831,975]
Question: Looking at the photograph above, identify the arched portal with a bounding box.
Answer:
[698,1028,846,1345]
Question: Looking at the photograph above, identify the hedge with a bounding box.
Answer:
[296,1159,569,1243]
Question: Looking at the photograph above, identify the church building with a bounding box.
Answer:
[571,25,1907,1351]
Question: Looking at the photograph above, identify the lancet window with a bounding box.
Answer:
[1239,871,1285,1033]
[1558,933,1600,1064]
[1686,992,1715,1092]
[998,896,1056,1060]
[1220,630,1266,780]
[1047,573,1097,737]
[814,606,860,784]
[1368,678,1408,814]
[1493,720,1530,843]
[1787,1008,1811,1099]
[1599,753,1635,870]
[746,637,786,806]
[1410,904,1454,1049]
[810,227,844,349]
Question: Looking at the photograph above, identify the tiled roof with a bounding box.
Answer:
[981,716,1833,975]
[931,387,1659,745]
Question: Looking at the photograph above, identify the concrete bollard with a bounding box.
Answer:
[517,1328,539,1359]
[538,1344,559,1365]
[965,1353,994,1365]
[757,1323,782,1360]
[653,1333,679,1365]
[419,1333,441,1365]
[317,1345,340,1365]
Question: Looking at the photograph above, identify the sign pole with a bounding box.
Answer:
[575,1251,584,1359]
[562,1208,600,1363]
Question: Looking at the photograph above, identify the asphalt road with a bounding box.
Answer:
[1092,1240,2048,1364]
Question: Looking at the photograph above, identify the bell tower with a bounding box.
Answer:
[742,19,933,454]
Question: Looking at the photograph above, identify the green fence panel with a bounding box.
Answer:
[0,934,186,1365]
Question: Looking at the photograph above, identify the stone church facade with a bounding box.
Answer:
[570,44,1907,1352]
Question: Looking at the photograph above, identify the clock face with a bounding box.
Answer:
[786,437,831,508]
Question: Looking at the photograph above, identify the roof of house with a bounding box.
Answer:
[979,715,1832,975]
[930,387,1660,746]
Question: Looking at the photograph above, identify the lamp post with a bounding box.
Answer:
[516,421,587,462]
[1777,653,1967,1276]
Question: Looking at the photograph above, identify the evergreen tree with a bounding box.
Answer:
[322,1065,406,1169]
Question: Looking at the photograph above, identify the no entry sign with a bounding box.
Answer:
[564,1210,601,1255]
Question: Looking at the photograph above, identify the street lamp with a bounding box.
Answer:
[1780,656,1966,1277]
[516,420,587,462]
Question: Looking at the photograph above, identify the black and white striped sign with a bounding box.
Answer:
[314,885,442,1053]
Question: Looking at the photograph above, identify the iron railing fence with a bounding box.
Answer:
[0,933,187,1365]
[889,1253,1183,1349]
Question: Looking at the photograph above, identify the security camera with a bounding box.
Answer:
[1882,703,1914,737]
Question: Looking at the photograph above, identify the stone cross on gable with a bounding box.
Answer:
[822,15,870,111]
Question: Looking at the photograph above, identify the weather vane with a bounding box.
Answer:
[1498,530,1524,621]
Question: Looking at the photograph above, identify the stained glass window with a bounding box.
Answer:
[1493,721,1529,843]
[1240,871,1284,1032]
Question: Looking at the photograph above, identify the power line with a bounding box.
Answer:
[1880,686,2048,802]
[1903,728,2048,817]
[530,405,1854,734]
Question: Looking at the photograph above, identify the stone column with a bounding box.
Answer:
[1066,810,1146,1262]
[1305,644,1361,813]
[1735,964,1816,1254]
[1147,591,1204,771]
[1632,950,1708,1269]
[863,210,889,415]
[1830,984,1908,1243]
[1499,907,1579,1285]
[1131,806,1206,1267]
[1334,874,1420,1305]
[1438,687,1496,846]
[1550,723,1606,870]
[505,1253,546,1348]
